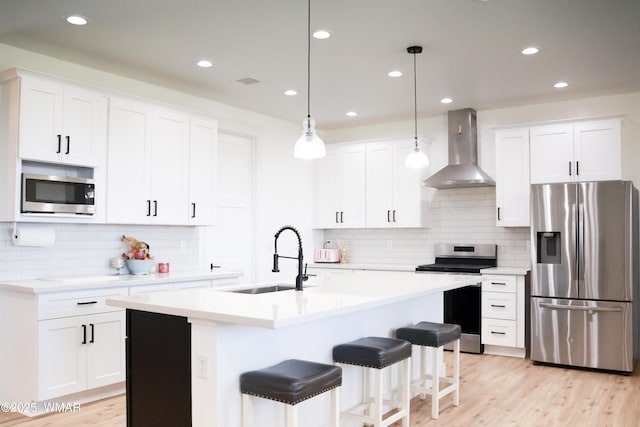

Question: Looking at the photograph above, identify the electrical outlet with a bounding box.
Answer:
[197,352,209,379]
[387,240,393,249]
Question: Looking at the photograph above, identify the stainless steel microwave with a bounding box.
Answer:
[22,173,96,215]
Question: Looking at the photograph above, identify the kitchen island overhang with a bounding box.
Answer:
[106,270,478,427]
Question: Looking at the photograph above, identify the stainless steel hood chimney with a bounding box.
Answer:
[423,108,495,189]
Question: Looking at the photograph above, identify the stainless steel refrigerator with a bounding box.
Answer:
[530,181,639,373]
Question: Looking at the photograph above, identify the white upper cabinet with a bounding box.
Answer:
[149,106,189,224]
[107,98,189,225]
[315,143,366,228]
[573,120,622,181]
[187,116,218,225]
[530,119,621,184]
[18,74,106,167]
[366,140,425,228]
[106,97,152,224]
[495,128,530,227]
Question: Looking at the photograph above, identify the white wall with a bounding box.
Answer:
[0,43,313,282]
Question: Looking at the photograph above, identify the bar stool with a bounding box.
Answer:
[333,336,412,427]
[239,359,342,427]
[396,321,461,419]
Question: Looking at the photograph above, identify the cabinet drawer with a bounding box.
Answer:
[482,275,517,293]
[482,318,517,347]
[38,287,128,320]
[482,292,516,320]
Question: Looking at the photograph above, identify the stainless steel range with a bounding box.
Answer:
[417,243,497,354]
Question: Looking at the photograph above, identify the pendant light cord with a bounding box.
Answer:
[413,50,418,148]
[306,0,311,119]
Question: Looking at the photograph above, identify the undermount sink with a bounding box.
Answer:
[231,285,296,294]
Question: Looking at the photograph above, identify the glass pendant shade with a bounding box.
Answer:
[405,143,429,169]
[294,116,326,159]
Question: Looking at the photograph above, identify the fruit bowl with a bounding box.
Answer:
[125,259,154,275]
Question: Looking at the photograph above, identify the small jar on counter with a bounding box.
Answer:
[158,262,170,273]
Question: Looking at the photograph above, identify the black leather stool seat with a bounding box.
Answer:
[396,321,461,347]
[333,337,412,369]
[240,359,342,405]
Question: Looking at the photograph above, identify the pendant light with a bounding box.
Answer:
[405,45,430,169]
[294,0,326,159]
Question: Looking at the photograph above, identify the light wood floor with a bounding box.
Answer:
[2,353,639,426]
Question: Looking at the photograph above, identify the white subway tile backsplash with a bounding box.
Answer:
[0,223,201,281]
[326,187,531,269]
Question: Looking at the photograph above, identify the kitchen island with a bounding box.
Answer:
[106,270,478,427]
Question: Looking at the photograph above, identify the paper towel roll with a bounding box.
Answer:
[11,226,56,247]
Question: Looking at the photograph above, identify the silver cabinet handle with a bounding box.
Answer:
[539,303,622,313]
[490,304,506,308]
[490,331,506,335]
[392,210,396,222]
[491,282,506,286]
[387,210,391,222]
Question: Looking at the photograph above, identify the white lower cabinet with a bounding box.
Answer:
[481,272,527,358]
[37,310,125,400]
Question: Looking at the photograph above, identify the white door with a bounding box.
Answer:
[365,142,393,228]
[106,97,152,223]
[86,311,126,389]
[18,76,63,163]
[338,143,366,227]
[573,119,622,182]
[495,128,530,227]
[38,317,87,400]
[188,117,218,225]
[529,124,574,184]
[150,107,189,224]
[204,133,254,283]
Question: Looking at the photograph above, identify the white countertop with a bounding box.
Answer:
[481,267,530,276]
[0,270,243,294]
[308,263,416,272]
[106,270,478,329]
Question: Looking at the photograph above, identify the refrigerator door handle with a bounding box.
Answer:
[539,302,622,313]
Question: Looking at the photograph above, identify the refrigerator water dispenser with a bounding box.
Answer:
[537,232,561,264]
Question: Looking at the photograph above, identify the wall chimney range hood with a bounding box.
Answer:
[423,108,495,189]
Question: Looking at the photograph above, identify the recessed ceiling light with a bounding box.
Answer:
[346,111,358,117]
[388,70,402,78]
[554,81,569,88]
[440,97,453,104]
[197,60,213,68]
[66,15,88,26]
[284,90,297,96]
[313,30,331,39]
[521,47,540,55]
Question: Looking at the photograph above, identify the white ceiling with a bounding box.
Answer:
[1,0,639,130]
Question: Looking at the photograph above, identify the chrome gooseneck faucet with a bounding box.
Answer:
[272,225,308,291]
